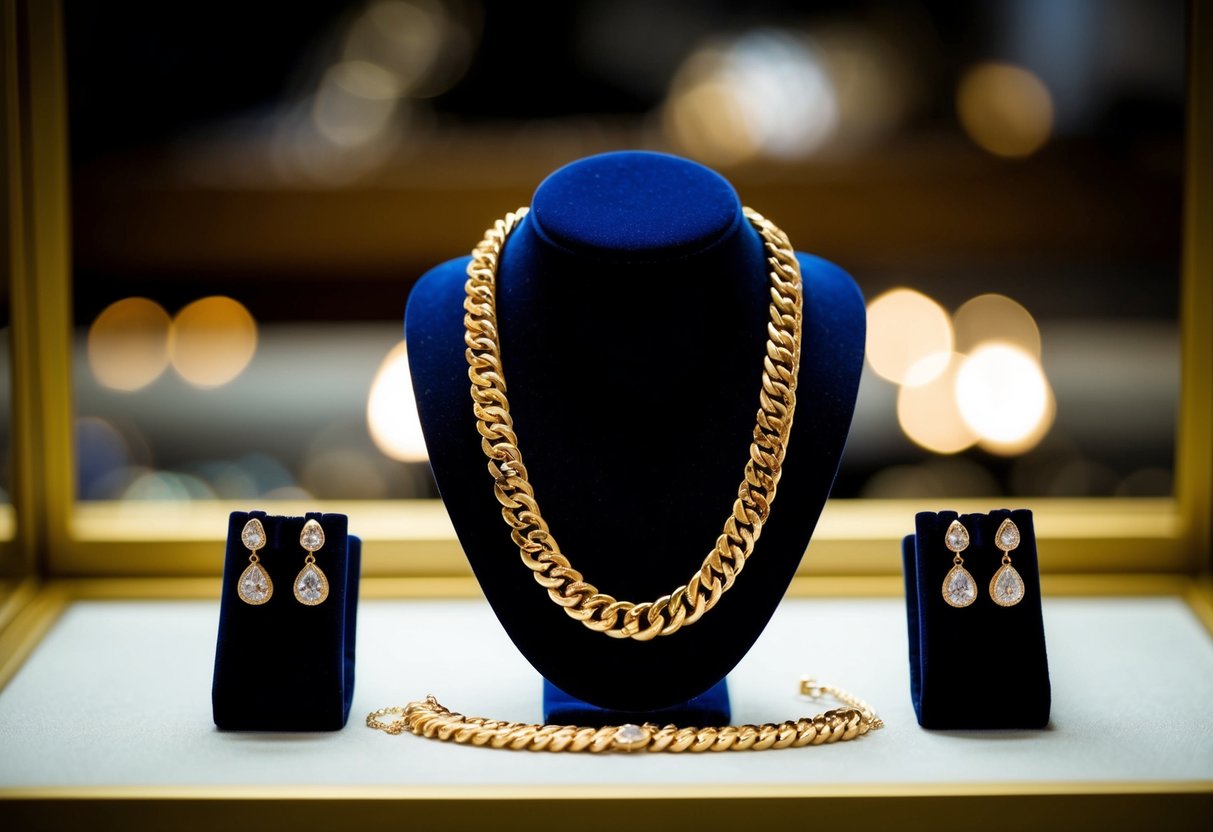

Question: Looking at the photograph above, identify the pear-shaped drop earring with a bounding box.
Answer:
[237,517,272,605]
[294,518,330,606]
[990,518,1026,607]
[941,519,977,608]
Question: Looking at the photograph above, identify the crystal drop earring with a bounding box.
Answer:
[990,518,1026,607]
[293,518,330,606]
[236,517,272,605]
[941,519,977,608]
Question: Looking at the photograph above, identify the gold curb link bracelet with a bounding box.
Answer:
[464,207,805,641]
[367,679,883,753]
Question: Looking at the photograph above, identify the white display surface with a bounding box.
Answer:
[1,597,1211,789]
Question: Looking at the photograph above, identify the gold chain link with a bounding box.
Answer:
[367,678,881,753]
[464,207,804,640]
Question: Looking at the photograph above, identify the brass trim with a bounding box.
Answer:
[1177,0,1213,572]
[0,781,1210,832]
[7,0,74,579]
[4,573,1206,603]
[1,780,1211,800]
[57,497,1187,577]
[0,579,66,690]
[1,0,30,571]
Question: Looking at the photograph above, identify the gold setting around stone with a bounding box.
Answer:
[941,519,977,608]
[990,518,1026,607]
[293,518,330,606]
[237,517,272,605]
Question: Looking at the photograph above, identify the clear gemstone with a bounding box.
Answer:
[295,566,327,603]
[943,565,977,607]
[991,564,1025,606]
[944,520,969,553]
[996,519,1021,552]
[614,724,649,749]
[300,519,325,552]
[238,562,271,603]
[241,518,266,551]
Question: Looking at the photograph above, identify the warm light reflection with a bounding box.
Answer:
[367,341,428,462]
[954,293,1042,358]
[664,30,839,165]
[896,353,979,454]
[866,288,954,387]
[168,296,258,388]
[955,343,1051,448]
[343,0,474,99]
[122,470,215,501]
[978,383,1055,457]
[312,60,400,148]
[87,298,172,392]
[957,62,1053,158]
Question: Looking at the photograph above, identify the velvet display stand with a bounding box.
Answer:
[902,509,1051,729]
[212,511,361,731]
[406,150,865,719]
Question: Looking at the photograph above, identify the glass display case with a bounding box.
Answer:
[1,1,1209,828]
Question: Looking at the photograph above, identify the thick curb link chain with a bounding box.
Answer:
[367,679,881,753]
[463,207,804,640]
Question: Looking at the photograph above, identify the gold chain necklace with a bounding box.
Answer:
[464,207,804,641]
[367,678,881,753]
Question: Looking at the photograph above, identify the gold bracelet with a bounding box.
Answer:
[464,207,804,641]
[367,678,882,753]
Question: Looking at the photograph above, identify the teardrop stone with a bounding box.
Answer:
[238,562,272,604]
[294,564,329,605]
[241,518,266,551]
[942,564,977,607]
[995,518,1021,552]
[300,519,325,553]
[990,563,1025,606]
[945,519,969,553]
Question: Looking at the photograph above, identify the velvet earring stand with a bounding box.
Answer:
[902,509,1051,729]
[212,511,361,731]
[406,150,865,718]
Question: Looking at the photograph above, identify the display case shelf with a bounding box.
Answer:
[1,580,1210,831]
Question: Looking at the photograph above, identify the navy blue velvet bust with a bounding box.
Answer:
[406,151,865,711]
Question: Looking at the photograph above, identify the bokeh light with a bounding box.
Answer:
[866,288,954,387]
[302,448,389,499]
[896,353,979,454]
[168,296,258,389]
[664,29,839,165]
[312,60,400,148]
[87,298,171,392]
[367,341,428,462]
[342,0,475,99]
[955,343,1051,448]
[954,293,1042,358]
[956,62,1053,158]
[122,470,215,501]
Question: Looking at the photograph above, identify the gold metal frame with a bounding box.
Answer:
[1,0,1209,586]
[3,783,1209,832]
[1,5,1209,823]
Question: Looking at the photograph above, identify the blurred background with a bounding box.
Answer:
[30,0,1183,507]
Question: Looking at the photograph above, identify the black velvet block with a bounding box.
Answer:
[212,511,361,731]
[903,509,1051,729]
[406,151,866,711]
[544,678,730,727]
